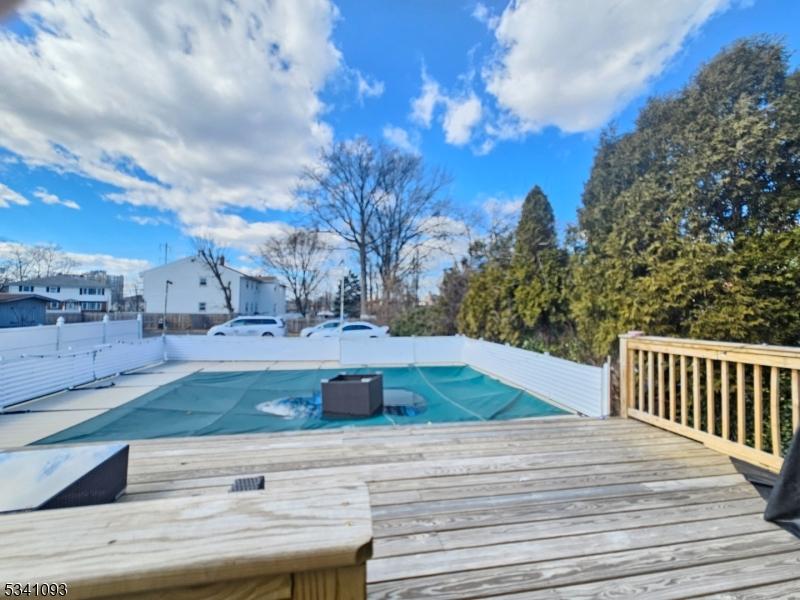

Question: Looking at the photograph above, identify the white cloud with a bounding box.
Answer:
[355,71,385,103]
[0,0,342,245]
[410,72,442,128]
[382,125,419,154]
[442,94,482,146]
[125,215,171,227]
[0,182,28,208]
[410,71,483,146]
[183,211,289,253]
[471,2,499,28]
[483,196,523,218]
[33,187,80,210]
[483,0,732,135]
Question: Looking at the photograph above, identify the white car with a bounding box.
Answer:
[207,316,286,337]
[307,321,389,338]
[300,319,343,337]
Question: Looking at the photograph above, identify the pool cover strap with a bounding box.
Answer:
[764,425,800,539]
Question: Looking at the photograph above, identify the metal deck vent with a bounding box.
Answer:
[229,476,265,493]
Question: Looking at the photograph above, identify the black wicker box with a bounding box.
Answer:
[321,373,383,418]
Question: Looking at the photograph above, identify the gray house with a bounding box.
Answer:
[0,293,50,328]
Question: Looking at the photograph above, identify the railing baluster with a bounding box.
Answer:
[721,361,730,440]
[638,350,644,411]
[647,351,655,414]
[792,370,799,433]
[736,362,745,444]
[771,366,780,457]
[669,354,676,421]
[754,365,763,451]
[680,356,688,427]
[693,357,701,429]
[706,358,715,436]
[657,352,665,418]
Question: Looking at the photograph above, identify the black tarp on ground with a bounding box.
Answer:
[764,425,800,538]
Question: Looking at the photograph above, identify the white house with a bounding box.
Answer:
[142,256,286,316]
[9,275,112,314]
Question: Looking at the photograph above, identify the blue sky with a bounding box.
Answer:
[0,0,798,291]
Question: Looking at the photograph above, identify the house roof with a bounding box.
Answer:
[0,293,53,304]
[9,275,106,288]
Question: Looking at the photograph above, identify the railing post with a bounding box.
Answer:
[619,331,643,418]
[102,314,109,344]
[55,316,64,352]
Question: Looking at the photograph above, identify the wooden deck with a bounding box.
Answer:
[109,417,800,599]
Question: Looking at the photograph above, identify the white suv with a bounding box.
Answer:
[207,316,286,337]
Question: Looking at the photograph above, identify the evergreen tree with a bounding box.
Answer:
[570,37,800,359]
[459,185,569,348]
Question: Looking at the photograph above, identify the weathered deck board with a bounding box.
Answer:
[6,417,798,598]
[102,417,800,599]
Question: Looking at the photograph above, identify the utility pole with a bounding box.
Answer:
[159,242,170,265]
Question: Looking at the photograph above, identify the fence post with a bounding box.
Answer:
[619,330,644,418]
[102,314,109,344]
[55,316,64,352]
[136,313,143,340]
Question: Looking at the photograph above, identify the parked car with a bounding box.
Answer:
[307,321,389,338]
[300,319,343,337]
[207,316,286,337]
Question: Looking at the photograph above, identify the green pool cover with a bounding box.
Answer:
[35,365,566,444]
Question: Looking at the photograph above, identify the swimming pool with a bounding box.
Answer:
[35,365,566,444]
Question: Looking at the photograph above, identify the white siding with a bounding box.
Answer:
[142,257,286,315]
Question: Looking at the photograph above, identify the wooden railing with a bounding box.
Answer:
[620,333,800,472]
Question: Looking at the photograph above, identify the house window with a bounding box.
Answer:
[48,301,60,310]
[46,286,60,293]
[198,302,207,312]
[199,277,207,286]
[79,288,104,296]
[18,285,33,292]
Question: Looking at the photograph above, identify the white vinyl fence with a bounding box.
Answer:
[0,328,610,416]
[0,338,164,410]
[162,335,611,417]
[0,317,143,359]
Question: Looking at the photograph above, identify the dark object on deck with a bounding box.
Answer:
[764,426,800,538]
[230,476,265,493]
[322,373,383,418]
[0,443,129,514]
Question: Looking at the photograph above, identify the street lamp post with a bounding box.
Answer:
[163,279,173,335]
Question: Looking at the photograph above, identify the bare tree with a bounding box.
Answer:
[2,243,77,283]
[194,238,235,315]
[28,244,77,278]
[369,149,451,308]
[260,229,331,317]
[300,138,390,317]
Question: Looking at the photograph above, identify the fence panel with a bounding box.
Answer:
[0,338,164,410]
[0,319,142,359]
[461,339,610,418]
